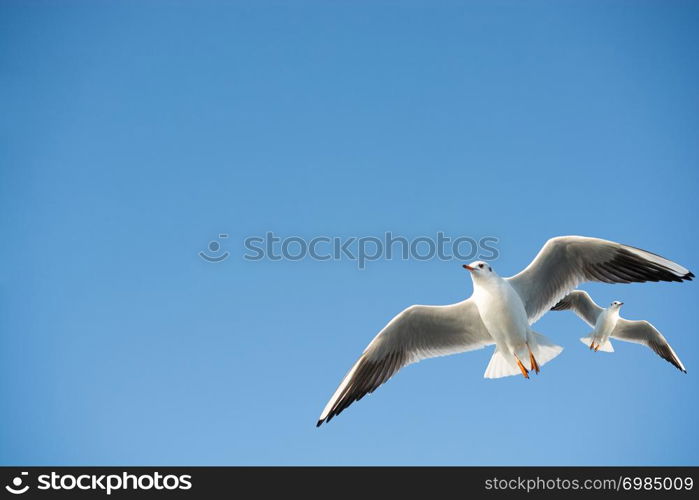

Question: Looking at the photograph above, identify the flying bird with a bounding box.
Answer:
[551,290,687,373]
[317,236,693,426]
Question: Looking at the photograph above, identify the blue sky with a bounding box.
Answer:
[1,0,698,465]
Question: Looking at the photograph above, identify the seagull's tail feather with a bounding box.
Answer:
[527,330,564,369]
[579,335,614,352]
[484,348,521,379]
[580,335,594,349]
[484,332,563,379]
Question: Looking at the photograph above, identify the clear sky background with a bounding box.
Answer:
[1,0,698,465]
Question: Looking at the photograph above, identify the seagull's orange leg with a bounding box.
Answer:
[527,344,540,374]
[589,340,595,350]
[514,354,530,379]
[594,343,600,352]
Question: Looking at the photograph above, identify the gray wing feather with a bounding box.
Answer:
[551,290,604,327]
[507,236,693,324]
[317,300,493,426]
[612,318,687,373]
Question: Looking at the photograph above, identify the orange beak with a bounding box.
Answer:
[463,264,475,271]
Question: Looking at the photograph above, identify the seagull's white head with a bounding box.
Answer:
[610,300,624,309]
[463,261,498,283]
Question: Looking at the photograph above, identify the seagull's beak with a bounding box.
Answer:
[619,302,624,306]
[463,264,475,272]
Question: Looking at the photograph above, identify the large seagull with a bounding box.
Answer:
[316,236,693,426]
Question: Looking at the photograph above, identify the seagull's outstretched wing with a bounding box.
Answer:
[612,318,687,373]
[507,236,693,324]
[317,300,492,427]
[550,290,604,326]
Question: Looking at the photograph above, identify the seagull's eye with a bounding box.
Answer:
[478,263,484,268]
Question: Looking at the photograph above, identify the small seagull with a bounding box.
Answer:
[551,290,687,373]
[317,236,693,426]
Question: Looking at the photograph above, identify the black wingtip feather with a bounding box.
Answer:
[601,249,694,285]
[316,351,407,426]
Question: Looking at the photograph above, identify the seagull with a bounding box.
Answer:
[551,290,687,373]
[317,236,693,426]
